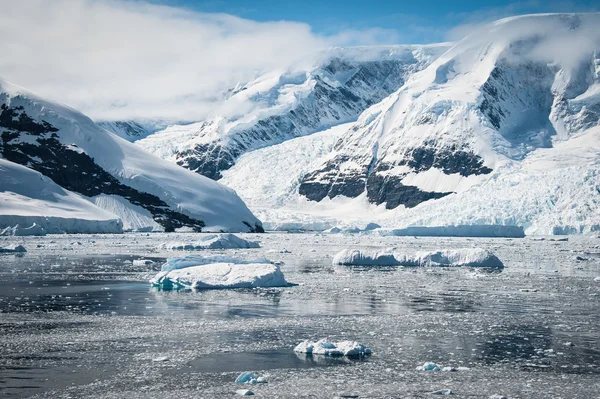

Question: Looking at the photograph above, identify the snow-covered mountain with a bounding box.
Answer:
[0,79,263,233]
[221,13,600,235]
[97,120,171,141]
[136,44,451,179]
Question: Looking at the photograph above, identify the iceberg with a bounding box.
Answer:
[150,256,287,290]
[332,248,503,268]
[159,233,260,250]
[235,372,267,385]
[294,339,371,357]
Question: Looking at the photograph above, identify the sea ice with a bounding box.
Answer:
[294,339,371,357]
[150,256,287,290]
[159,233,260,250]
[333,248,503,268]
[236,389,254,396]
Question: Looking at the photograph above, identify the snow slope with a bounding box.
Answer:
[136,44,451,179]
[221,14,600,235]
[0,159,122,234]
[0,79,262,233]
[97,120,171,141]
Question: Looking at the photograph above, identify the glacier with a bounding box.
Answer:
[217,13,600,236]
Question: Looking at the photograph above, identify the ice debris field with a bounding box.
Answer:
[0,232,599,399]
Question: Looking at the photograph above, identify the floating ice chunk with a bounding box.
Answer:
[442,366,457,372]
[236,372,256,384]
[236,389,254,396]
[415,248,504,268]
[418,362,442,371]
[235,372,267,385]
[489,395,507,399]
[0,245,27,253]
[594,276,600,282]
[150,256,287,290]
[133,259,154,266]
[294,339,371,357]
[431,389,453,395]
[159,233,260,250]
[333,248,503,268]
[152,356,169,362]
[332,249,399,266]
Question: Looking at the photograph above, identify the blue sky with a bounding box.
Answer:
[149,0,599,43]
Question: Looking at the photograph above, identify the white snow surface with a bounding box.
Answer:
[332,248,504,268]
[136,44,450,162]
[150,257,287,290]
[293,339,372,357]
[0,79,261,233]
[0,159,122,234]
[219,14,600,236]
[158,233,260,250]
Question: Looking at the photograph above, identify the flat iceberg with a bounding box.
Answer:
[159,233,260,250]
[333,248,503,268]
[294,339,372,357]
[150,256,287,290]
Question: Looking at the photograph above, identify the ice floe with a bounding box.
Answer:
[332,248,504,268]
[158,233,260,250]
[294,339,372,357]
[150,255,287,290]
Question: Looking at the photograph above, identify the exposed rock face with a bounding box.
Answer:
[0,104,205,232]
[0,82,264,233]
[298,14,600,210]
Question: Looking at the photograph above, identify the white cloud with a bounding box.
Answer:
[0,0,393,122]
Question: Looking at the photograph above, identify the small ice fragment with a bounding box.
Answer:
[430,389,453,395]
[235,372,263,385]
[152,356,169,362]
[236,389,254,396]
[489,395,507,399]
[442,366,457,372]
[563,342,574,347]
[419,362,441,371]
[133,259,154,266]
[594,276,600,282]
